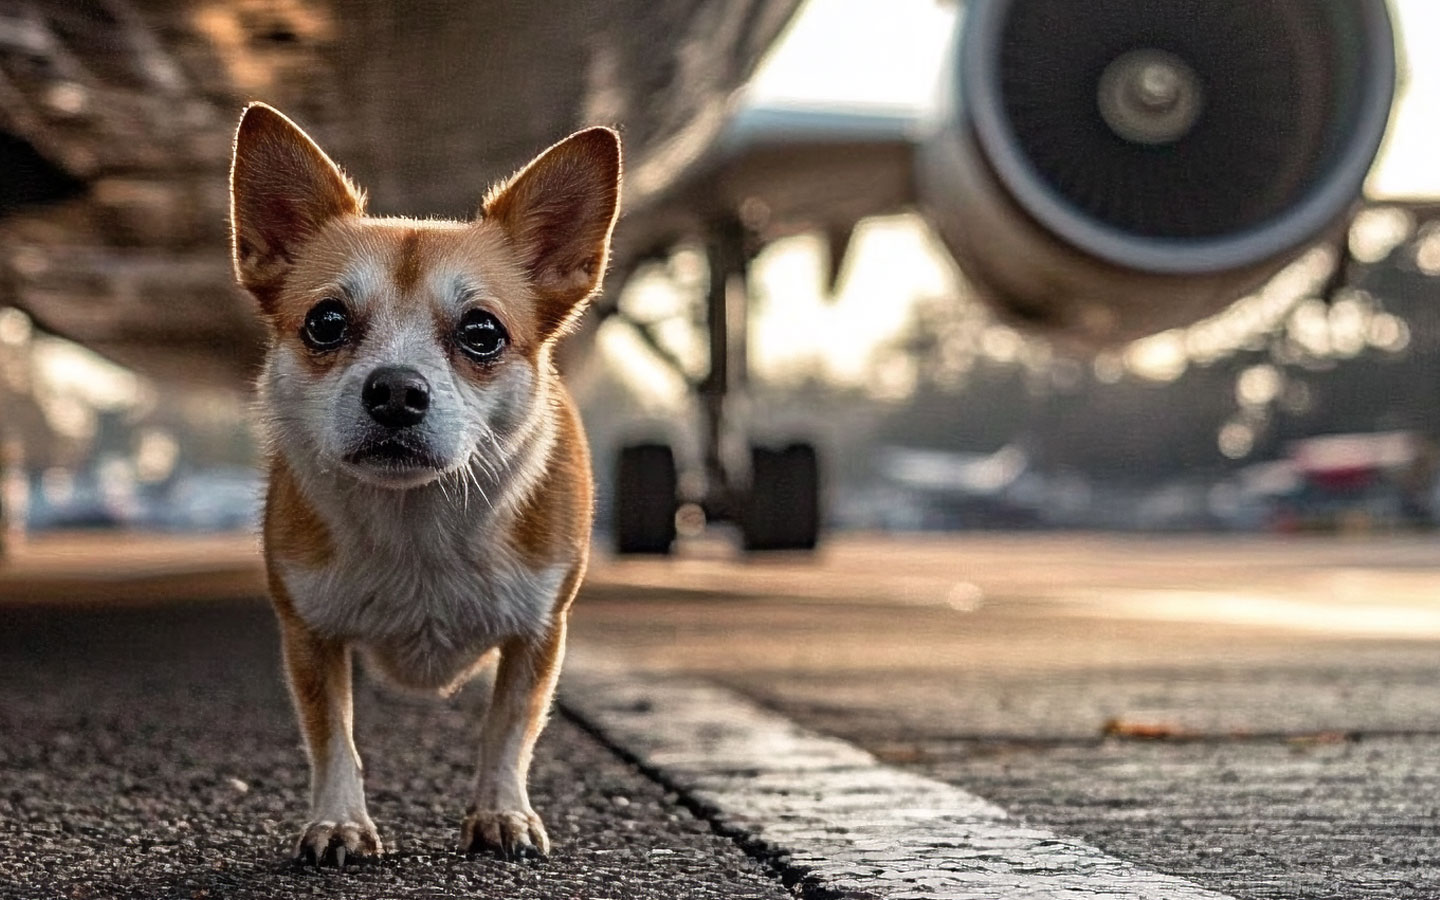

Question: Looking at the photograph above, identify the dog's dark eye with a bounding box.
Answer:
[457,309,507,360]
[302,299,349,351]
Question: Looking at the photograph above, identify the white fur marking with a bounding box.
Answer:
[311,730,369,823]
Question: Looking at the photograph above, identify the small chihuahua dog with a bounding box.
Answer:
[228,103,619,864]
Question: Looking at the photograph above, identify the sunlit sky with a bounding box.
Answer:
[601,0,1440,404]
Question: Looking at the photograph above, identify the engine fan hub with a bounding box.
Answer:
[1098,49,1203,146]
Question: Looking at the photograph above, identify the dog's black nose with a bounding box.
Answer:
[363,366,430,428]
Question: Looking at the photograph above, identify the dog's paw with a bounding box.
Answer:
[460,807,550,859]
[294,818,384,868]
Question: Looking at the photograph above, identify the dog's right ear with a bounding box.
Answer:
[229,103,363,310]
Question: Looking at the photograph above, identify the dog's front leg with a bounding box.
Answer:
[276,609,382,865]
[461,615,567,858]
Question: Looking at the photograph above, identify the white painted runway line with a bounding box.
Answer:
[563,650,1238,900]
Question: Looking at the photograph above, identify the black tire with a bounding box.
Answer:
[743,442,820,551]
[613,443,678,554]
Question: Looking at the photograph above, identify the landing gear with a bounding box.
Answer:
[609,217,823,555]
[613,443,678,554]
[743,442,820,551]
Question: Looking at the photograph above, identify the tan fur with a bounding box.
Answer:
[231,102,618,865]
[268,572,346,770]
[393,229,424,295]
[510,392,593,573]
[265,460,333,569]
[270,218,545,356]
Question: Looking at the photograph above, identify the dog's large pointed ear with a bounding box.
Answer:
[483,127,621,339]
[229,103,363,309]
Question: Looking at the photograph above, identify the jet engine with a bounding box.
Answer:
[920,0,1397,342]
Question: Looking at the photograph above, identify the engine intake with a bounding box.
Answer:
[920,0,1396,342]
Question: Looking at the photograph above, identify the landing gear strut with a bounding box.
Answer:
[612,218,821,554]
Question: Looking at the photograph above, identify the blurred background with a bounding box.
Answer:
[8,8,1440,893]
[0,0,1435,550]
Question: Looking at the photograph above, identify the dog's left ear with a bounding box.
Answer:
[484,127,621,340]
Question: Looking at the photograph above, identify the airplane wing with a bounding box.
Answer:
[607,104,920,302]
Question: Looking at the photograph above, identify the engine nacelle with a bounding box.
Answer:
[919,0,1396,343]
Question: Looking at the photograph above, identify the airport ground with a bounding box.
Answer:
[2,531,1438,898]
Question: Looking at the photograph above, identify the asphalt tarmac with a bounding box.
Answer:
[6,531,1440,898]
[0,599,790,900]
[576,533,1440,899]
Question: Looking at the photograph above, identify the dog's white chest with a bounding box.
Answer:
[279,514,566,689]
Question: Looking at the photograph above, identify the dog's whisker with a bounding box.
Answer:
[466,459,494,511]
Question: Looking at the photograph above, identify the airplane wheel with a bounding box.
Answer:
[613,443,678,554]
[743,442,820,551]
